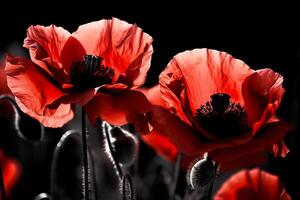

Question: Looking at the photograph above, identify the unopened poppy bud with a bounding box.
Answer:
[187,154,218,191]
[109,126,139,167]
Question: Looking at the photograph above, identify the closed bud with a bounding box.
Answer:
[109,126,138,167]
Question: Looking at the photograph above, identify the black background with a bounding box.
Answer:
[1,3,300,199]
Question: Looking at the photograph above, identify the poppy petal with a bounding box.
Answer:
[242,69,285,128]
[138,85,164,106]
[146,105,232,156]
[272,140,289,157]
[142,130,178,162]
[53,88,97,106]
[85,90,151,130]
[5,55,74,127]
[60,36,86,73]
[160,49,253,124]
[0,65,10,94]
[160,49,253,120]
[2,157,21,196]
[72,18,153,87]
[214,169,291,200]
[85,93,126,125]
[209,121,291,163]
[24,24,71,69]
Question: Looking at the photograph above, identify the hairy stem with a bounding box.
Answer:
[81,107,89,200]
[103,121,123,178]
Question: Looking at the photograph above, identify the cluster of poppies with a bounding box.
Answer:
[1,17,291,199]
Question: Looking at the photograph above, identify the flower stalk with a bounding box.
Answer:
[81,107,90,200]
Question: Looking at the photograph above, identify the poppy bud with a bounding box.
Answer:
[50,130,95,199]
[109,126,139,167]
[187,154,218,191]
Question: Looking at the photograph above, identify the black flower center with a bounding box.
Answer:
[195,93,250,139]
[69,55,114,90]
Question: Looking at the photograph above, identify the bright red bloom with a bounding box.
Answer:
[0,149,21,197]
[214,168,291,200]
[5,18,153,127]
[142,49,289,170]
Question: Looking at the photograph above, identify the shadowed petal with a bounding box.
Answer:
[242,69,285,130]
[85,90,151,131]
[142,130,178,162]
[138,85,164,106]
[146,105,232,156]
[209,121,291,163]
[60,36,86,73]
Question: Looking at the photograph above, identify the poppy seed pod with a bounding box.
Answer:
[109,126,139,167]
[187,154,218,191]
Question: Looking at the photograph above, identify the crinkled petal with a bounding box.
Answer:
[160,49,254,125]
[5,55,74,127]
[242,69,285,129]
[72,17,153,87]
[24,24,71,70]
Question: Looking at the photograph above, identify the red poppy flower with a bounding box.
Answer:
[0,149,21,197]
[214,168,291,200]
[142,49,290,170]
[4,18,153,127]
